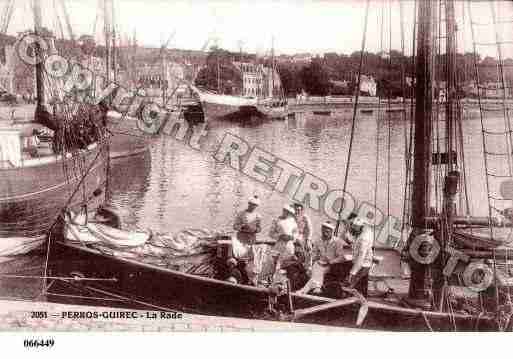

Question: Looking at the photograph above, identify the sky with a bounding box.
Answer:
[4,0,513,58]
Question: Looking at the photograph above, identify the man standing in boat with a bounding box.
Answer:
[232,195,262,284]
[296,221,346,295]
[293,202,313,272]
[268,204,298,262]
[344,216,374,297]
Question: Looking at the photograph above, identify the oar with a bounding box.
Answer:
[215,237,277,246]
[292,296,360,320]
[341,286,369,327]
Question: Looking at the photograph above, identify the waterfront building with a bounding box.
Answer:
[481,81,511,98]
[135,60,186,98]
[462,81,511,99]
[232,61,282,98]
[291,53,313,64]
[359,74,377,97]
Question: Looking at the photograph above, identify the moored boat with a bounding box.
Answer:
[0,0,109,254]
[0,139,107,238]
[43,0,513,332]
[46,235,497,330]
[191,88,258,121]
[256,98,289,120]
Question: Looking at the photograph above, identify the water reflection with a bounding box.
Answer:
[107,150,151,227]
[105,109,502,239]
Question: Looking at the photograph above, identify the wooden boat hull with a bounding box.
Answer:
[312,111,331,116]
[257,106,288,119]
[0,144,108,238]
[195,91,258,121]
[201,101,260,121]
[47,240,498,331]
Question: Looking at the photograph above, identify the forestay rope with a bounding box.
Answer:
[334,0,371,236]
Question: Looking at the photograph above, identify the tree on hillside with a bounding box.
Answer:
[277,63,303,96]
[194,46,242,94]
[300,59,331,96]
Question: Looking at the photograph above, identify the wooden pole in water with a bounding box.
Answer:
[408,0,434,302]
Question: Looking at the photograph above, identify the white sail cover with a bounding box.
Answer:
[0,130,21,168]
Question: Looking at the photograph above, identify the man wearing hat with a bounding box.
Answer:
[296,221,346,295]
[233,195,262,245]
[293,202,313,271]
[344,216,374,297]
[232,195,262,284]
[268,204,298,261]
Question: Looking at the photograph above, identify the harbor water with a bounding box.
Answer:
[0,106,506,309]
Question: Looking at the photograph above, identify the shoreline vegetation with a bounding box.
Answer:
[0,27,510,102]
[195,47,513,99]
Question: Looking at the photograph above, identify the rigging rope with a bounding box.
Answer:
[386,0,393,241]
[373,0,385,242]
[467,2,495,233]
[401,0,417,241]
[334,0,371,236]
[490,1,513,179]
[0,274,117,281]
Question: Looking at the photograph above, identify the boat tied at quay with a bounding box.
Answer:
[2,0,513,333]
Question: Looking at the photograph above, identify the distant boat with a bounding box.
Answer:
[191,87,258,121]
[312,110,331,116]
[385,107,406,113]
[256,98,288,120]
[254,37,288,120]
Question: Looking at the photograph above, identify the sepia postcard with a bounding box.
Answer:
[0,0,513,354]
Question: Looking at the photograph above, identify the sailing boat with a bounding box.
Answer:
[97,0,149,158]
[256,36,289,120]
[191,43,260,121]
[47,0,513,331]
[0,1,108,257]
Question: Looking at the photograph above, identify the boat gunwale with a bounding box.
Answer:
[54,240,331,301]
[0,155,106,203]
[0,142,101,171]
[54,240,494,322]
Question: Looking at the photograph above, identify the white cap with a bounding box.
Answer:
[283,204,295,214]
[321,221,335,230]
[248,195,260,206]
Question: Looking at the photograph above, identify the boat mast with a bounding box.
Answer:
[215,38,220,93]
[271,35,275,99]
[445,0,456,171]
[59,0,74,41]
[104,0,111,84]
[408,0,435,302]
[33,0,45,109]
[111,0,117,84]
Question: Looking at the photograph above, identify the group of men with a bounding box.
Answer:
[232,195,375,297]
